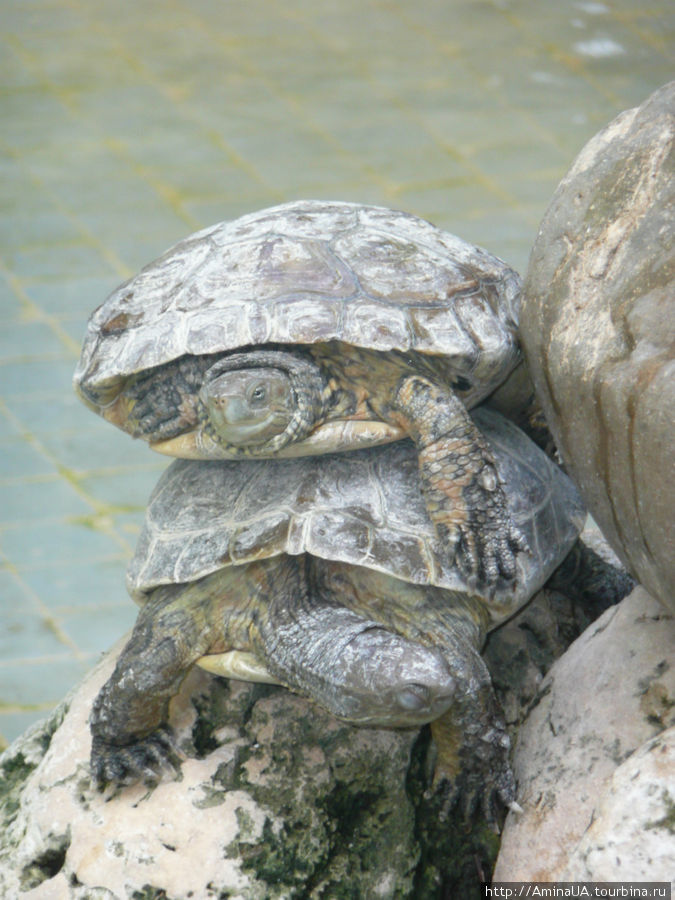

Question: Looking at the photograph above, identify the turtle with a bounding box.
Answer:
[74,200,526,588]
[90,407,585,819]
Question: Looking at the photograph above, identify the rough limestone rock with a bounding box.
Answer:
[0,638,497,900]
[563,726,675,884]
[493,586,675,881]
[520,81,675,609]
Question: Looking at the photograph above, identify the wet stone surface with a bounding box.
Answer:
[1,0,674,745]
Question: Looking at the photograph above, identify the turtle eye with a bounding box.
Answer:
[247,382,268,408]
[396,684,430,711]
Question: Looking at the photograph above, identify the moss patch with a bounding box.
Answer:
[131,886,172,900]
[0,700,66,827]
[646,790,675,835]
[19,830,70,891]
[221,692,419,898]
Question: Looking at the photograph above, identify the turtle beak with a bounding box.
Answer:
[151,419,406,460]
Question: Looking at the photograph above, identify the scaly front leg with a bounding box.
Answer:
[429,646,515,828]
[392,375,526,587]
[90,582,218,790]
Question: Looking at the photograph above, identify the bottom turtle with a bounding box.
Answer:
[90,409,584,818]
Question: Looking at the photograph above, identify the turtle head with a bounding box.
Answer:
[328,628,458,728]
[197,349,330,456]
[148,345,406,459]
[201,364,298,449]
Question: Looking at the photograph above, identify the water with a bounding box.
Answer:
[0,0,673,746]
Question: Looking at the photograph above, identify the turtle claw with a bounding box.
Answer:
[483,520,529,587]
[428,679,517,830]
[459,468,529,589]
[91,725,180,792]
[122,355,217,441]
[393,376,529,589]
[439,509,528,591]
[427,734,517,831]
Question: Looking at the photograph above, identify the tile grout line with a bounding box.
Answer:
[613,8,674,56]
[163,0,404,199]
[383,1,575,161]
[260,3,521,208]
[0,35,192,264]
[0,257,85,357]
[0,547,85,658]
[56,0,287,205]
[0,137,133,282]
[0,398,137,556]
[487,0,624,108]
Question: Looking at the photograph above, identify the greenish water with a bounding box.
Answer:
[0,0,673,745]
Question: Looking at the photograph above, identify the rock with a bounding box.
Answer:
[520,80,675,609]
[563,726,675,883]
[0,638,497,900]
[493,586,675,881]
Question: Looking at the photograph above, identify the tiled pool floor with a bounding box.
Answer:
[1,0,673,747]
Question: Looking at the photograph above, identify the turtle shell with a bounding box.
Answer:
[127,408,584,626]
[74,200,522,406]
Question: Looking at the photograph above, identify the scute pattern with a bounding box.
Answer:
[74,200,521,396]
[127,408,585,625]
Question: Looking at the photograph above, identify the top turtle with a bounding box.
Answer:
[74,200,524,587]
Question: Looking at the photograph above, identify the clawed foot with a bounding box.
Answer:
[91,725,181,792]
[122,355,217,441]
[437,474,529,588]
[427,721,517,830]
[427,726,517,830]
[395,375,529,589]
[428,683,518,830]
